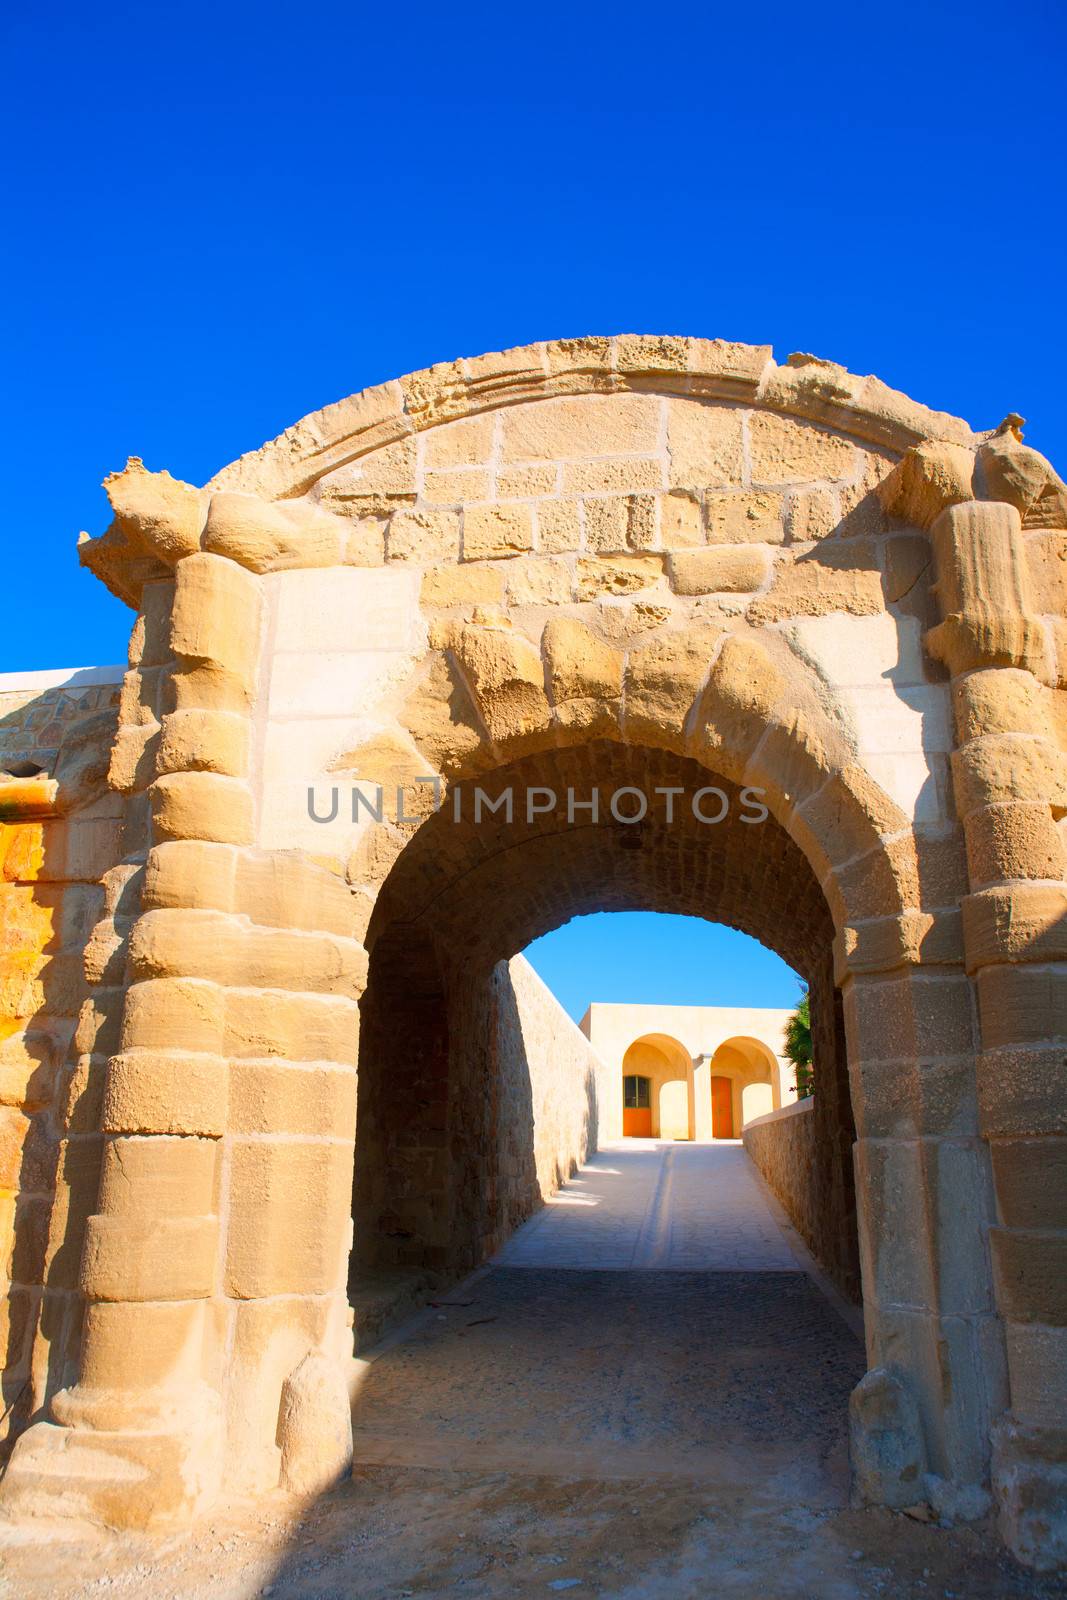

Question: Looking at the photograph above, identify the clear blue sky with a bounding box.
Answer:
[524,914,801,1021]
[3,2,1062,1007]
[3,0,1063,675]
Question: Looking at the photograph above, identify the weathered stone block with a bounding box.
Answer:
[388,508,460,562]
[705,491,784,544]
[150,772,254,846]
[669,547,769,595]
[462,503,533,561]
[665,401,743,488]
[278,1351,353,1496]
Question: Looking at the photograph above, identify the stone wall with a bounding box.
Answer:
[500,954,600,1208]
[0,669,126,1453]
[743,1101,819,1256]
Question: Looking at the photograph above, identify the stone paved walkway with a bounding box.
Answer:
[495,1138,803,1272]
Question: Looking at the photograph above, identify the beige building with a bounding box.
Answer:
[581,1001,797,1141]
[0,335,1064,1566]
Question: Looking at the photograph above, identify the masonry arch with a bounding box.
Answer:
[8,337,1060,1561]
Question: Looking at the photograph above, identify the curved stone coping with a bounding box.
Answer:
[743,1096,814,1131]
[0,665,125,693]
[206,336,984,502]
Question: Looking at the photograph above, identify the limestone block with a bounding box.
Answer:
[624,625,723,745]
[705,491,784,544]
[669,547,769,595]
[952,734,1067,816]
[614,332,688,372]
[584,495,656,553]
[540,617,622,733]
[421,565,506,608]
[496,464,558,498]
[506,557,573,605]
[953,668,1054,743]
[150,772,254,846]
[228,1060,357,1140]
[747,547,884,623]
[1003,1324,1067,1424]
[749,414,855,486]
[79,1299,208,1393]
[659,490,703,547]
[401,653,487,775]
[423,414,494,468]
[849,1367,928,1508]
[576,555,664,599]
[692,634,785,773]
[450,624,551,746]
[541,617,623,704]
[129,908,367,997]
[463,503,533,561]
[120,977,225,1054]
[278,1352,353,1495]
[329,514,384,568]
[81,1212,217,1302]
[687,338,771,397]
[107,721,159,794]
[787,488,838,542]
[102,1050,229,1137]
[927,501,1047,677]
[978,1045,1067,1139]
[203,493,345,572]
[991,1139,1067,1231]
[977,963,1067,1050]
[316,438,417,513]
[96,1131,218,1218]
[843,970,974,1066]
[499,393,659,462]
[223,989,359,1067]
[157,710,250,778]
[170,552,261,684]
[562,459,661,495]
[964,802,1066,887]
[536,500,582,553]
[1026,532,1067,615]
[665,401,744,489]
[103,459,204,564]
[992,1416,1067,1571]
[233,851,357,936]
[876,438,976,530]
[977,424,1067,529]
[963,884,1067,970]
[388,508,460,562]
[991,1227,1067,1325]
[225,1139,353,1297]
[143,840,238,914]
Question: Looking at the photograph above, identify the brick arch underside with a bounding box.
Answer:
[353,740,860,1298]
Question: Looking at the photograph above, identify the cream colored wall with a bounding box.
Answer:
[582,1001,797,1141]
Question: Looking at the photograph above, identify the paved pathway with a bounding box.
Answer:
[495,1138,803,1272]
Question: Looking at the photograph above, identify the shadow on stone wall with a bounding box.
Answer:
[0,680,125,1461]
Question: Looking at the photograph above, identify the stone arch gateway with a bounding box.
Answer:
[0,336,1064,1565]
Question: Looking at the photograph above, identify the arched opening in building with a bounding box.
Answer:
[621,1034,693,1138]
[351,739,860,1314]
[707,1035,788,1137]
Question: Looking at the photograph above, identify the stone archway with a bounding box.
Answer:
[0,336,1063,1566]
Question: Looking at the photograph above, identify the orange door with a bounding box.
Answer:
[623,1107,653,1137]
[711,1076,734,1139]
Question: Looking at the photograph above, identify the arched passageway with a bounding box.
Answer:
[353,739,858,1295]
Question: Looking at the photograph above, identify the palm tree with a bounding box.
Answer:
[785,990,814,1099]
